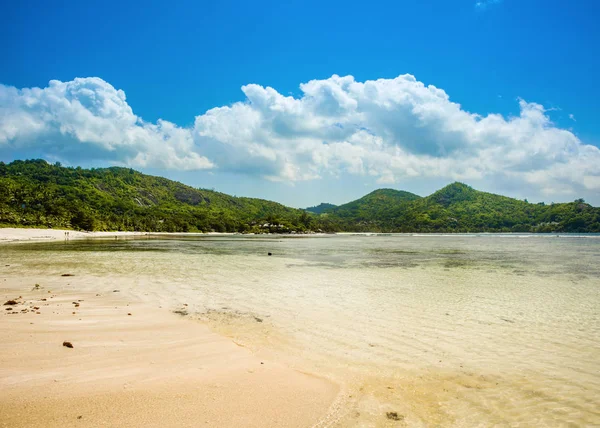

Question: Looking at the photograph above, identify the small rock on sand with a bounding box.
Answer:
[3,300,18,305]
[63,341,74,348]
[61,273,75,277]
[386,412,404,421]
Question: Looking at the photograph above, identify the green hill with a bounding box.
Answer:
[304,203,337,214]
[324,182,600,233]
[0,160,598,233]
[0,159,318,233]
[322,188,422,231]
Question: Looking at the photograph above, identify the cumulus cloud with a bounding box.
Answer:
[0,78,213,170]
[193,75,600,198]
[1,74,600,201]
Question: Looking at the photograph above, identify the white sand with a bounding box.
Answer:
[0,229,340,427]
[0,227,148,243]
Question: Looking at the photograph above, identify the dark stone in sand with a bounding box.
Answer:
[113,290,120,293]
[61,274,75,277]
[386,412,404,421]
[254,316,263,323]
[3,300,18,305]
[127,313,132,316]
[268,252,272,256]
[6,307,13,311]
[63,341,74,348]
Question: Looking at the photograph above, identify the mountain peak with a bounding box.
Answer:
[304,202,337,214]
[429,182,476,207]
[364,188,422,200]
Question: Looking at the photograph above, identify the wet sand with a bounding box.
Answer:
[0,277,339,427]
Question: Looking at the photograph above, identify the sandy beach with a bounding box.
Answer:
[0,229,340,428]
[2,228,599,427]
[0,227,150,244]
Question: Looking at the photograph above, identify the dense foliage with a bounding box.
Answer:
[1,160,598,233]
[320,183,600,233]
[304,203,337,214]
[0,160,327,233]
[317,189,421,230]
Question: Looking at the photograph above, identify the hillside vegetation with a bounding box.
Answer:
[304,203,337,214]
[0,160,324,233]
[320,183,600,233]
[1,160,598,233]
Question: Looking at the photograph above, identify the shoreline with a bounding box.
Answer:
[0,228,333,245]
[0,227,149,244]
[1,227,597,246]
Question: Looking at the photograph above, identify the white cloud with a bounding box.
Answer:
[1,75,600,203]
[0,78,213,170]
[475,0,502,9]
[192,74,600,200]
[569,113,576,122]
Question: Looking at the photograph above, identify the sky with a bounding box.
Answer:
[1,0,600,207]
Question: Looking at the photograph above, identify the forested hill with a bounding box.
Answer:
[0,160,599,233]
[317,189,422,230]
[0,160,322,233]
[304,203,337,214]
[320,182,600,233]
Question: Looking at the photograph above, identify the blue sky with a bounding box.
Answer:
[1,0,600,206]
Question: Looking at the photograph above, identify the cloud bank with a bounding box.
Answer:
[1,75,600,201]
[0,78,213,170]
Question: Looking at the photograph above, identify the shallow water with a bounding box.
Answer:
[2,234,600,426]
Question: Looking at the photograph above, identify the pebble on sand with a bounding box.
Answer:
[63,341,74,348]
[386,412,404,421]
